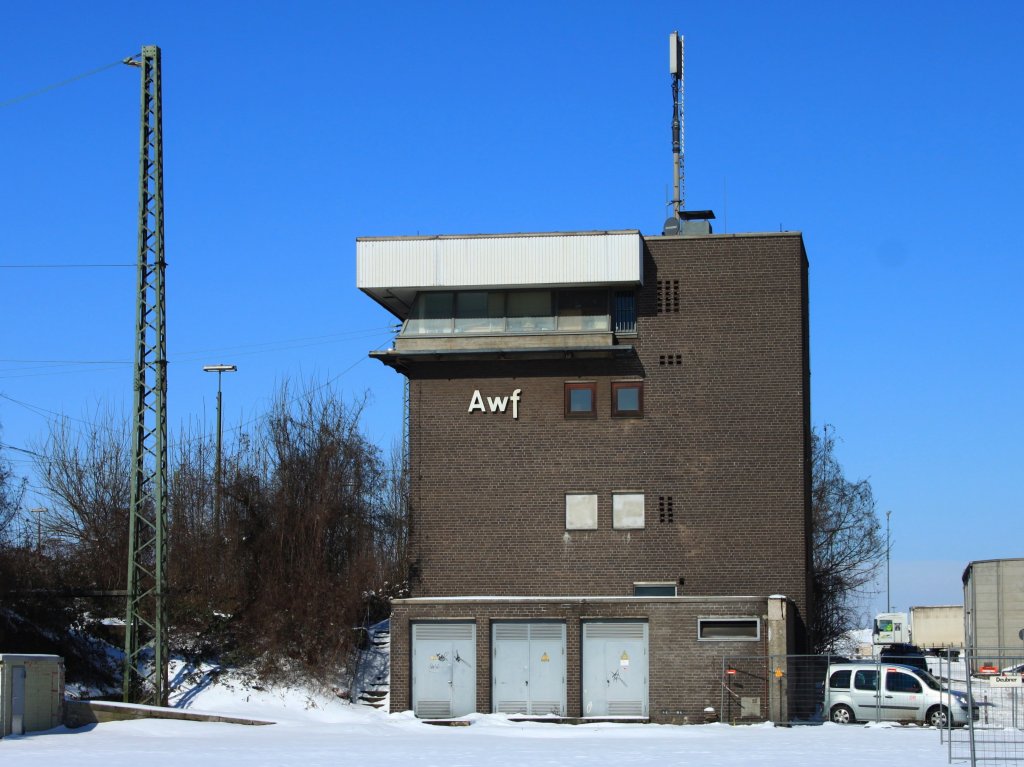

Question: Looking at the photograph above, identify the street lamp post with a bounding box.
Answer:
[203,365,237,537]
[29,507,46,556]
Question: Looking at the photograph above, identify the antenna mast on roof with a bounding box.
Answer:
[670,31,685,217]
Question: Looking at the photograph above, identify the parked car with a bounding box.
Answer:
[824,662,978,727]
[879,643,928,672]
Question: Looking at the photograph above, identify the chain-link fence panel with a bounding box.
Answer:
[722,652,980,731]
[721,654,847,725]
[941,647,1024,765]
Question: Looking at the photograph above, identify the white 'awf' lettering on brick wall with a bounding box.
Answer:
[468,388,522,420]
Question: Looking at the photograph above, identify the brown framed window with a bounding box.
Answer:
[564,382,596,418]
[612,381,644,417]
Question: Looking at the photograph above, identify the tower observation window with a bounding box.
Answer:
[403,289,622,336]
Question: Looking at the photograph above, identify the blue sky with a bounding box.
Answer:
[1,2,1021,620]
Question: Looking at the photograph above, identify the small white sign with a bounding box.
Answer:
[989,675,1024,687]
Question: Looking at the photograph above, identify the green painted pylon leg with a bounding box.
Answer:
[123,44,169,707]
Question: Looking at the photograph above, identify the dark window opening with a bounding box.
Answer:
[886,672,922,694]
[854,670,878,691]
[614,291,636,334]
[564,382,596,418]
[634,583,677,597]
[408,291,454,334]
[507,290,555,333]
[454,291,505,334]
[698,618,760,640]
[557,289,608,332]
[829,670,852,689]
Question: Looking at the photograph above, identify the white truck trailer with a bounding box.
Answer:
[910,605,965,656]
[872,606,964,658]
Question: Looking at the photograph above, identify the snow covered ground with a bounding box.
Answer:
[2,673,960,767]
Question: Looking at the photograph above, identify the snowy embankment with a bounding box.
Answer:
[3,672,957,767]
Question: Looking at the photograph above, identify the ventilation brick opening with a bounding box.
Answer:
[658,496,674,524]
[657,280,680,314]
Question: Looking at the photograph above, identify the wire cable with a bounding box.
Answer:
[0,325,400,371]
[0,330,399,452]
[0,264,135,269]
[0,58,128,109]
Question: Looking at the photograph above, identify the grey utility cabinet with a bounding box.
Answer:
[0,654,64,737]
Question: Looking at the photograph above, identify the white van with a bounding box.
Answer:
[824,663,977,726]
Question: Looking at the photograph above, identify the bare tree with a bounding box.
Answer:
[810,424,883,652]
[0,428,26,546]
[166,425,222,623]
[207,382,404,674]
[32,413,131,590]
[14,385,410,682]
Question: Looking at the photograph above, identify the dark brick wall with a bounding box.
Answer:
[389,597,772,723]
[403,233,811,626]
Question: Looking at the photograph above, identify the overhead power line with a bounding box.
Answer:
[0,441,45,459]
[0,58,128,109]
[0,325,399,366]
[0,359,128,365]
[0,331,397,453]
[0,263,135,269]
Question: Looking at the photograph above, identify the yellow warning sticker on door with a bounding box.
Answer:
[620,651,630,668]
[541,652,550,662]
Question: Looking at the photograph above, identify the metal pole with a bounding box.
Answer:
[669,32,684,218]
[886,510,891,611]
[203,364,236,540]
[215,371,222,532]
[30,507,45,556]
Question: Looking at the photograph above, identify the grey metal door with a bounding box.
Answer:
[11,666,25,736]
[412,622,476,718]
[492,622,566,716]
[582,621,648,718]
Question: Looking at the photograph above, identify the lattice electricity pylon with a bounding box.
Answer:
[122,45,169,706]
